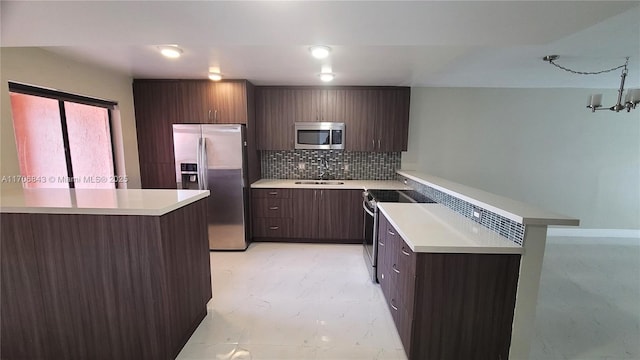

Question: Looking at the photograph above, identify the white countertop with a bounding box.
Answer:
[0,188,210,216]
[378,203,523,254]
[397,170,580,226]
[251,179,411,190]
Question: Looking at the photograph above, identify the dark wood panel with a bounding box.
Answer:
[133,80,180,167]
[252,198,294,218]
[210,81,248,124]
[245,81,260,185]
[178,80,210,123]
[252,218,293,238]
[252,188,292,199]
[0,215,48,359]
[291,189,318,238]
[255,87,295,150]
[318,189,364,240]
[411,253,521,360]
[0,200,210,360]
[140,162,177,189]
[159,199,211,358]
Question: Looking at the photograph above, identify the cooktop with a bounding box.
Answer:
[369,189,436,203]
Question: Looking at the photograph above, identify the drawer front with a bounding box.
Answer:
[252,198,293,218]
[252,188,291,199]
[253,218,292,238]
[396,239,416,281]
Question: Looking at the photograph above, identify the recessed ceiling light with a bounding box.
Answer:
[158,45,183,58]
[208,72,223,81]
[319,73,335,82]
[310,45,331,59]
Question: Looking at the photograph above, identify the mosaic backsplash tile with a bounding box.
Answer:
[399,175,525,246]
[261,150,401,180]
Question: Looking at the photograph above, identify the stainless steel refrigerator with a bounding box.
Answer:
[172,124,249,250]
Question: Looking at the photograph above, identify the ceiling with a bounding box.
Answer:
[1,1,639,89]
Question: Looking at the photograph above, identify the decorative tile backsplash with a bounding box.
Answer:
[400,176,525,246]
[260,150,401,180]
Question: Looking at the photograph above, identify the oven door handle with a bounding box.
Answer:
[363,201,375,217]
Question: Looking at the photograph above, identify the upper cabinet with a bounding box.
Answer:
[255,86,410,151]
[176,80,249,124]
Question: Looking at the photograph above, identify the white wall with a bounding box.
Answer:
[404,87,640,230]
[0,47,141,188]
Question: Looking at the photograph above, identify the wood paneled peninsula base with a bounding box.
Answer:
[0,188,211,360]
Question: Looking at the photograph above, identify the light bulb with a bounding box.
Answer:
[208,72,222,81]
[158,45,183,58]
[310,46,331,59]
[319,73,335,82]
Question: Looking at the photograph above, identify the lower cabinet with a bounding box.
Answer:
[252,188,364,243]
[377,212,521,360]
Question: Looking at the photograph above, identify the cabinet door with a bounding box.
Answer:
[318,189,364,240]
[322,88,347,122]
[377,213,392,300]
[210,81,248,124]
[255,88,295,150]
[375,88,410,152]
[291,189,318,238]
[344,89,377,151]
[294,88,324,122]
[178,81,210,123]
[133,80,180,188]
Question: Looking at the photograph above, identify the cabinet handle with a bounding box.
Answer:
[371,139,375,148]
[269,226,280,230]
[314,190,317,201]
[377,139,381,149]
[378,241,385,246]
[268,191,278,196]
[269,206,279,210]
[401,247,411,256]
[208,109,212,121]
[214,109,218,121]
[391,299,398,311]
[392,264,400,274]
[388,229,395,236]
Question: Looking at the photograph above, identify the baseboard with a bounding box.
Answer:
[546,228,640,238]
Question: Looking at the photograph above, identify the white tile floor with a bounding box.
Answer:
[178,238,640,360]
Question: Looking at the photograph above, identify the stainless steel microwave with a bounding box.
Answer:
[295,122,345,150]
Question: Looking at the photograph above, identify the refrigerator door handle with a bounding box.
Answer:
[196,137,202,190]
[201,137,209,190]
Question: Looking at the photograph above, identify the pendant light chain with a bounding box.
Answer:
[545,56,629,75]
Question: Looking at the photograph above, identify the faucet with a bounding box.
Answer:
[318,157,332,180]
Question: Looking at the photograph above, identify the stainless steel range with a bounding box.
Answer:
[362,189,436,282]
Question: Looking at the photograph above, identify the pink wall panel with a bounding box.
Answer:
[9,93,68,188]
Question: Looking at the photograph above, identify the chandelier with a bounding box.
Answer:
[543,55,640,113]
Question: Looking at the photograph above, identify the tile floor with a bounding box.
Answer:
[178,238,640,360]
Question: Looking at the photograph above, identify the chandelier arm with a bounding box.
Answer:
[546,59,627,75]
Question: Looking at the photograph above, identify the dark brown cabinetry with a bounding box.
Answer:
[1,200,211,360]
[255,87,296,150]
[251,189,293,238]
[251,188,363,243]
[377,212,521,360]
[133,79,257,188]
[255,86,409,151]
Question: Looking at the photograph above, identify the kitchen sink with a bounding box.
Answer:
[294,180,345,185]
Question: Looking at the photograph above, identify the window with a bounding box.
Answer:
[9,82,118,189]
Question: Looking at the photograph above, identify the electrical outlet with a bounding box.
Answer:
[298,162,306,170]
[344,164,349,171]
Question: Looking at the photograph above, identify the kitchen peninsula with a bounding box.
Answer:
[0,188,211,360]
